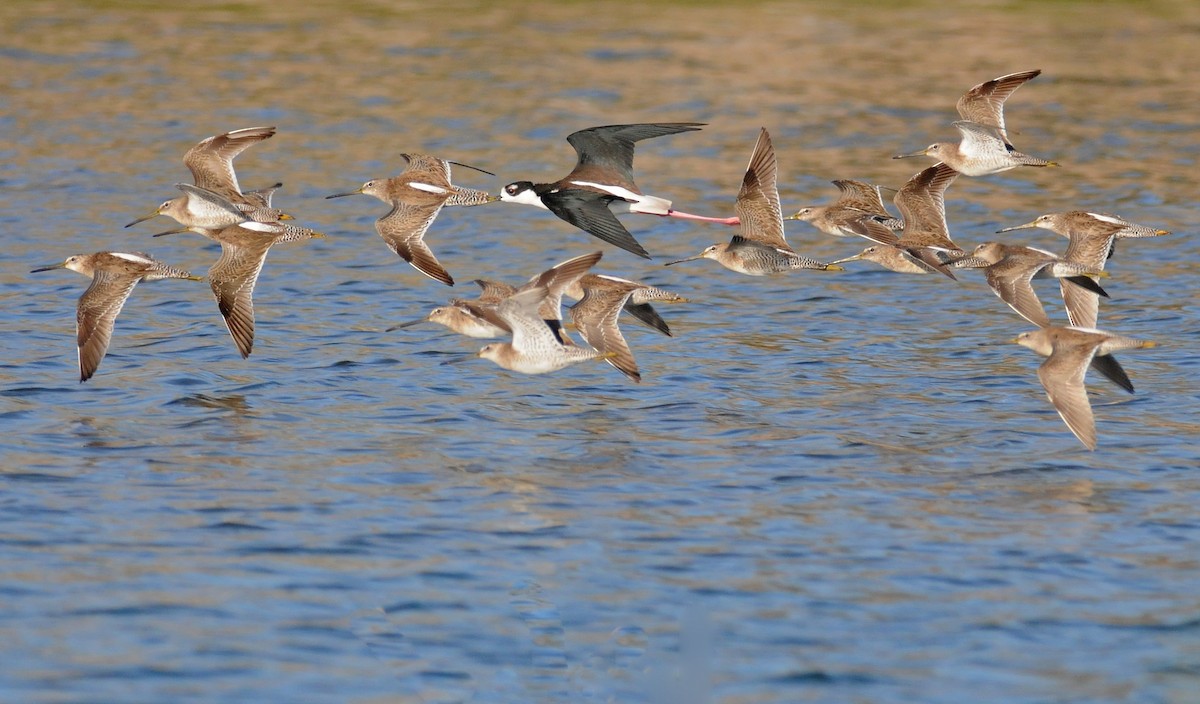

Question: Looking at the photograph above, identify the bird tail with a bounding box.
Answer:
[447,187,497,207]
[628,194,672,215]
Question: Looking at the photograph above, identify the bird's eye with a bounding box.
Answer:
[505,184,517,194]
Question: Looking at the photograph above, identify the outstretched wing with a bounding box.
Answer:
[540,188,651,258]
[76,269,142,381]
[956,69,1040,142]
[497,286,566,356]
[376,201,453,286]
[208,236,274,358]
[832,179,889,213]
[564,123,704,187]
[735,128,787,249]
[183,126,276,198]
[893,163,959,250]
[985,258,1050,327]
[1037,342,1099,450]
[570,281,641,382]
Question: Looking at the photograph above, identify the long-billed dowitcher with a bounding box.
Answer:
[829,244,940,274]
[951,242,1108,327]
[390,299,510,339]
[999,211,1170,328]
[566,274,686,337]
[127,126,290,230]
[475,252,611,374]
[157,221,325,358]
[31,252,202,382]
[517,253,616,343]
[474,260,662,345]
[890,162,964,278]
[893,70,1057,176]
[389,279,515,338]
[1000,211,1171,243]
[499,123,731,259]
[478,287,611,374]
[893,121,1058,176]
[422,254,602,348]
[394,267,685,342]
[784,179,902,243]
[440,262,590,344]
[1013,326,1156,450]
[664,128,842,275]
[565,275,688,382]
[327,153,496,286]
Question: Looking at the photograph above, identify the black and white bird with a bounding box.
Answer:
[499,122,734,259]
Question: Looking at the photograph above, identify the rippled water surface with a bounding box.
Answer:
[2,2,1199,702]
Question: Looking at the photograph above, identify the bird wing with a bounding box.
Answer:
[734,128,788,249]
[75,268,143,381]
[564,123,704,187]
[1062,230,1118,270]
[840,214,899,246]
[242,182,282,208]
[956,69,1040,142]
[952,121,1008,159]
[376,201,453,286]
[458,300,510,334]
[570,281,641,382]
[986,258,1050,327]
[621,302,671,336]
[174,183,250,221]
[497,286,566,355]
[1037,342,1099,450]
[208,235,274,358]
[523,251,603,324]
[893,163,959,249]
[540,187,650,258]
[1059,278,1101,330]
[473,278,518,304]
[570,276,679,334]
[398,153,456,194]
[832,179,889,213]
[183,126,276,198]
[1089,353,1134,393]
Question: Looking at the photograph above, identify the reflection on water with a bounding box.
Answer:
[2,1,1199,702]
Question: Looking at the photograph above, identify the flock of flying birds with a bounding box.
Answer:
[32,69,1170,450]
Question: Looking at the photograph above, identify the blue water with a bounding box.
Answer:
[2,2,1198,702]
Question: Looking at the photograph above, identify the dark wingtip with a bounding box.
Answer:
[1065,275,1108,298]
[1090,353,1134,394]
[595,232,651,259]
